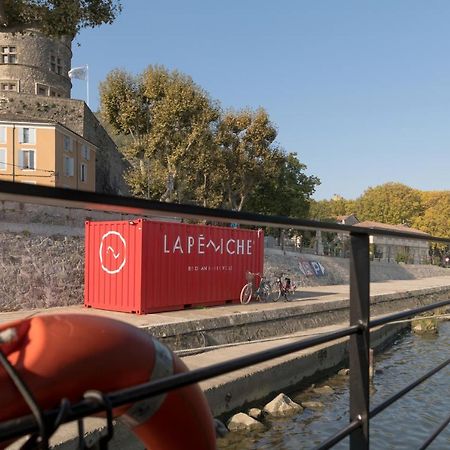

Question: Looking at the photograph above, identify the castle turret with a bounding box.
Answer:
[0,29,72,98]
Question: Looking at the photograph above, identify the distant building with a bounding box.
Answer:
[0,118,96,191]
[336,214,359,226]
[353,221,429,264]
[0,28,128,194]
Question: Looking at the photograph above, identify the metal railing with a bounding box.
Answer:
[0,180,449,449]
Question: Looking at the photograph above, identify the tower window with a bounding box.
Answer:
[36,83,48,96]
[51,54,64,75]
[1,46,17,64]
[0,82,17,91]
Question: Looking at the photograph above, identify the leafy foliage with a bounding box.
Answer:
[355,182,424,225]
[413,191,450,238]
[0,0,122,36]
[246,152,319,217]
[101,66,221,205]
[100,66,319,214]
[310,195,356,221]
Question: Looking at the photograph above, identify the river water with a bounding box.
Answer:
[218,321,450,450]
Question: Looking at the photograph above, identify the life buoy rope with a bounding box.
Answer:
[0,314,216,449]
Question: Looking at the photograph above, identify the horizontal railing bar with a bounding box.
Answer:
[0,181,449,242]
[369,299,450,328]
[0,324,360,443]
[418,410,450,450]
[314,418,362,450]
[370,357,450,418]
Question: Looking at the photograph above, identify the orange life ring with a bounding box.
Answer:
[0,314,216,449]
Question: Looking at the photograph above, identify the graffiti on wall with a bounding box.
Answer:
[299,259,326,277]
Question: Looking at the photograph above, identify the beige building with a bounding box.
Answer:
[354,221,430,264]
[0,119,95,191]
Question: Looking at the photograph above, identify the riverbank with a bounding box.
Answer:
[2,228,450,312]
[2,276,450,449]
[217,320,450,450]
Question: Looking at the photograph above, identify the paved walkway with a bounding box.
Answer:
[1,275,450,328]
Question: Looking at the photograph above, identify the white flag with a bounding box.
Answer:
[68,66,88,80]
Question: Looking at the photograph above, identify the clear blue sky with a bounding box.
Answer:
[71,0,450,200]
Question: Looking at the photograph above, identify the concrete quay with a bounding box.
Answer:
[2,276,450,449]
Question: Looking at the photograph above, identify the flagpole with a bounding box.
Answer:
[86,65,90,107]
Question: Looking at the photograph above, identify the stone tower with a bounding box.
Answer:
[0,29,129,195]
[0,29,72,98]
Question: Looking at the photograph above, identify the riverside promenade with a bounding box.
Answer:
[2,276,450,449]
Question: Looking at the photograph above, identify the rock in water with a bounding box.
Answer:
[312,385,335,395]
[248,408,263,420]
[263,393,303,417]
[227,413,265,432]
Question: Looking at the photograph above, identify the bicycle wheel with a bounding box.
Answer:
[259,283,271,302]
[240,283,253,304]
[272,287,282,302]
[286,283,297,302]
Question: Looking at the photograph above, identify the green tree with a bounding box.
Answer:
[309,196,357,221]
[413,191,450,238]
[100,66,220,205]
[356,182,424,225]
[0,0,121,36]
[216,108,282,211]
[246,152,320,217]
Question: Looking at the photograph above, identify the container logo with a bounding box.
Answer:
[99,231,127,274]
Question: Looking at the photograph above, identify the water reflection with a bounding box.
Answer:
[218,322,450,449]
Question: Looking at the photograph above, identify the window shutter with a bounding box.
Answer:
[0,149,6,170]
[18,150,24,168]
[30,151,35,169]
[30,128,36,145]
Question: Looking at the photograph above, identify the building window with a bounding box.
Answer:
[0,81,17,92]
[1,46,17,64]
[81,144,90,160]
[50,54,63,74]
[63,135,71,151]
[80,163,87,182]
[0,127,5,144]
[36,83,48,96]
[0,148,6,170]
[64,156,74,177]
[19,127,36,144]
[19,150,35,170]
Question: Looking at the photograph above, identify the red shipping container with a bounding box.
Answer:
[84,219,264,314]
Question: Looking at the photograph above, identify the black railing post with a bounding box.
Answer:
[349,232,370,449]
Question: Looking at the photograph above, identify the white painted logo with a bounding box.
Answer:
[163,234,254,256]
[99,231,127,274]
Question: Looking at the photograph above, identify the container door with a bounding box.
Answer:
[85,220,143,313]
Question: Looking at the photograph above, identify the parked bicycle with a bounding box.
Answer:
[240,272,272,304]
[273,274,297,301]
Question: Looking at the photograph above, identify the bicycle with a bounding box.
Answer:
[273,274,297,302]
[240,272,272,304]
